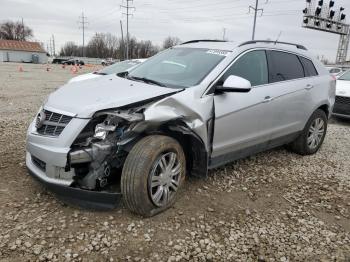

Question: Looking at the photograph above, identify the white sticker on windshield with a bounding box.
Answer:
[206,50,230,56]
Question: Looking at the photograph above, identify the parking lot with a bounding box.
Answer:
[0,62,349,261]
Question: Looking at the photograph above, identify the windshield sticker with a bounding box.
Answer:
[206,50,230,56]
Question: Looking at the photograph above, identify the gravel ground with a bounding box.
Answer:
[0,62,349,261]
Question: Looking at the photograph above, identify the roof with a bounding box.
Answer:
[0,40,46,53]
[177,40,310,56]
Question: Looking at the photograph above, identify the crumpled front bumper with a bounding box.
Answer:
[26,116,122,210]
[27,167,121,210]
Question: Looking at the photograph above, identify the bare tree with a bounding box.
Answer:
[59,42,79,56]
[59,33,160,59]
[162,36,181,49]
[0,20,33,41]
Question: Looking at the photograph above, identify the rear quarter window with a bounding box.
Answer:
[299,57,318,77]
[267,50,305,83]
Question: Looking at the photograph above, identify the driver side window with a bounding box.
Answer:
[220,50,268,86]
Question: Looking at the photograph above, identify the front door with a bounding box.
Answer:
[211,50,273,163]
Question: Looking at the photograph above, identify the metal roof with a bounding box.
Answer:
[0,40,46,53]
[178,40,310,55]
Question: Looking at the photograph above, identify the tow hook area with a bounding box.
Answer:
[69,141,123,190]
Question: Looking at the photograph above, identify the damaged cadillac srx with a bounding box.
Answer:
[26,40,335,216]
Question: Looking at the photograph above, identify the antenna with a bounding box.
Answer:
[274,31,283,45]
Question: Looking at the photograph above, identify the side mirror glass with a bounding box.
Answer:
[217,75,252,93]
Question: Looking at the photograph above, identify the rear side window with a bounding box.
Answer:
[221,50,268,86]
[299,57,318,77]
[267,50,304,83]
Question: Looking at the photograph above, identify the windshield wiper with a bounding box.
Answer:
[127,76,167,87]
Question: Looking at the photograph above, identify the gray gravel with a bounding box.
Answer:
[0,63,349,261]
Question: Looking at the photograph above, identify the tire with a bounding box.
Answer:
[288,109,328,155]
[121,135,186,217]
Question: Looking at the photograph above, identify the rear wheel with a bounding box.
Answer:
[121,135,186,217]
[288,109,327,155]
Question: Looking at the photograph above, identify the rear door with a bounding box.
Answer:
[264,50,312,139]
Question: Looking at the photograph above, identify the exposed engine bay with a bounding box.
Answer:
[68,108,145,190]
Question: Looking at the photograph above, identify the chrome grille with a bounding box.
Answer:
[334,96,350,115]
[36,110,72,136]
[335,96,350,104]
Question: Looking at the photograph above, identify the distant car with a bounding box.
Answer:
[63,59,85,66]
[68,59,146,83]
[326,66,343,76]
[101,58,116,66]
[333,70,350,118]
[52,58,67,64]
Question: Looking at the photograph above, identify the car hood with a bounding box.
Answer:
[68,73,101,83]
[336,80,350,97]
[45,75,178,118]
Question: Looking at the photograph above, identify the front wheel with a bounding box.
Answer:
[288,109,328,155]
[121,135,186,217]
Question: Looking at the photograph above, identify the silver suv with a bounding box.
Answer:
[26,40,335,216]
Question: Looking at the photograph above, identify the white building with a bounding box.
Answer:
[0,40,48,64]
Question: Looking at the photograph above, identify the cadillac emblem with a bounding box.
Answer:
[35,110,46,129]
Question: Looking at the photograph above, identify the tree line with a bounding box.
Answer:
[59,34,181,59]
[0,19,182,59]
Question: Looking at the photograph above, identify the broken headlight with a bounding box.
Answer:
[94,123,116,140]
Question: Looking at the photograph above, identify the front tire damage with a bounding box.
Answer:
[121,135,186,217]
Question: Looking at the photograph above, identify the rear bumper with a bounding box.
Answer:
[27,167,122,210]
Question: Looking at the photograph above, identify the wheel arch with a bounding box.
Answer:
[122,119,209,178]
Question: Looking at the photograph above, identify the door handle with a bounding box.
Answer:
[262,96,273,103]
[305,84,314,90]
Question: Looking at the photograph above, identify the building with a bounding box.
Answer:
[0,40,48,64]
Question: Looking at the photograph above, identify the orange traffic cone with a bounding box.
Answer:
[18,66,24,72]
[71,65,78,74]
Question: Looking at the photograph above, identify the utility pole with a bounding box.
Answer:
[52,34,56,57]
[21,17,24,41]
[249,0,264,40]
[120,20,125,60]
[78,12,88,57]
[121,0,135,60]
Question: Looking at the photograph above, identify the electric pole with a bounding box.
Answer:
[249,0,264,40]
[78,12,88,57]
[52,34,56,57]
[21,17,24,41]
[121,0,135,60]
[120,20,125,60]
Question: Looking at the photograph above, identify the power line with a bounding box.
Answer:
[121,0,135,60]
[249,0,266,40]
[78,12,88,57]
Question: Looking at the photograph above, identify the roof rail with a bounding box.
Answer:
[238,40,307,50]
[181,39,227,45]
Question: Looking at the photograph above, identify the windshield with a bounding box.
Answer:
[338,70,350,81]
[329,68,341,74]
[128,48,228,88]
[99,60,141,74]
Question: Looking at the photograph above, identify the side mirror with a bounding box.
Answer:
[216,75,252,93]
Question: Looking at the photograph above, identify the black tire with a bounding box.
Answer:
[121,135,186,217]
[288,109,328,155]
